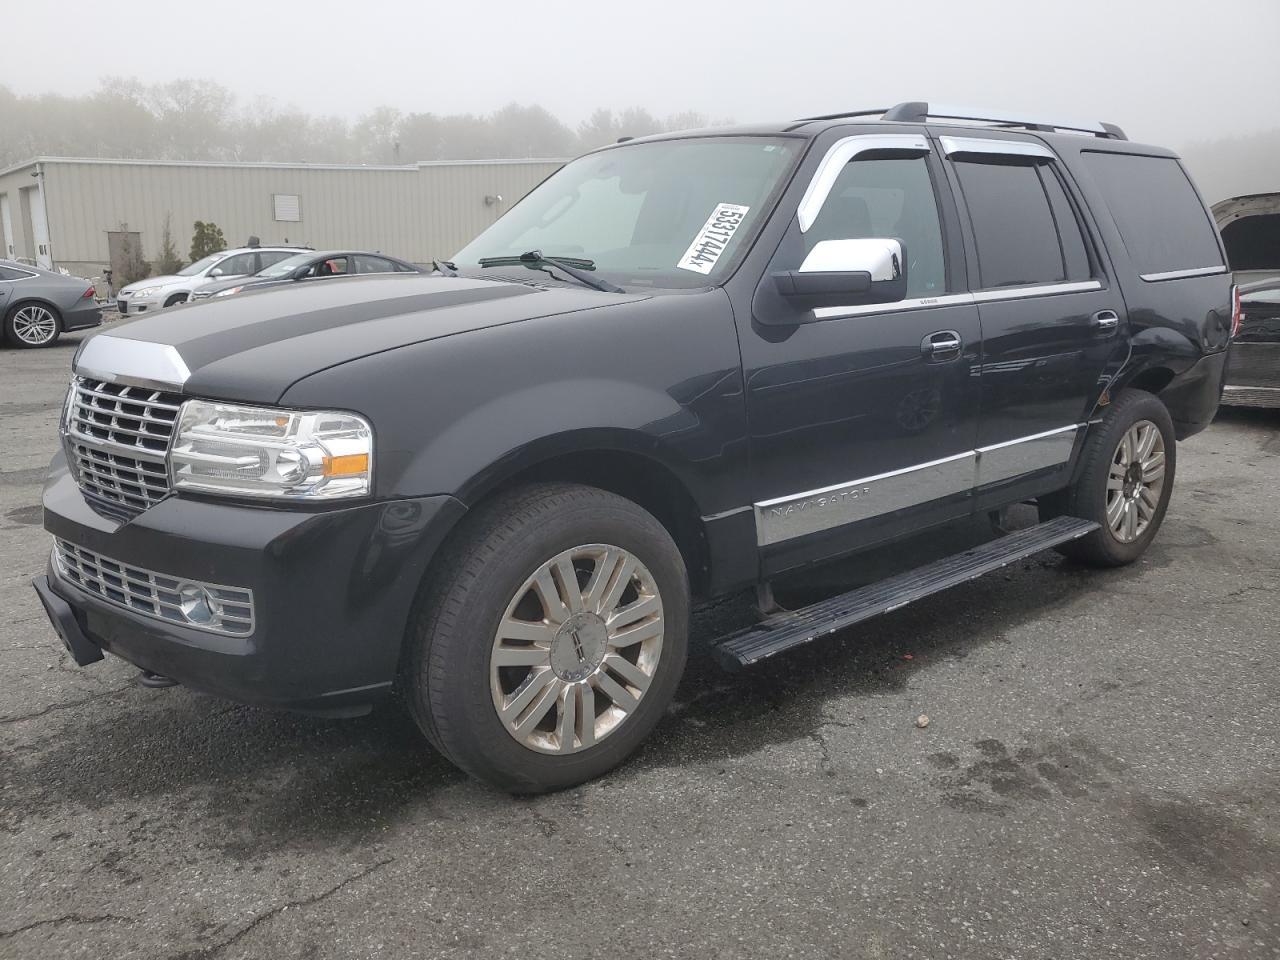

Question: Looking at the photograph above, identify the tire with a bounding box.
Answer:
[4,301,61,348]
[1044,388,1176,567]
[163,293,188,308]
[404,482,690,793]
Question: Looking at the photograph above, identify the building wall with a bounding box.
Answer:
[2,157,563,278]
[0,161,36,263]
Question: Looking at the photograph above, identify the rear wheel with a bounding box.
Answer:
[1044,389,1175,566]
[405,483,689,793]
[4,302,61,348]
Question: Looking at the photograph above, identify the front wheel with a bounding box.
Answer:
[404,483,689,793]
[4,302,61,348]
[1044,388,1176,567]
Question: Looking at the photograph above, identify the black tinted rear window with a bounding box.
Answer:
[1083,152,1223,277]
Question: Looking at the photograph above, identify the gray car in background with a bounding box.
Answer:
[0,260,102,348]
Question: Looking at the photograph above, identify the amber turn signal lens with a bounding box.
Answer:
[322,453,369,478]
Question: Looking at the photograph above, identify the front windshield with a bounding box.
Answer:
[453,137,802,289]
[256,253,314,279]
[178,253,224,277]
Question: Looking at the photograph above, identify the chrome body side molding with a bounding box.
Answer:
[754,425,1084,546]
[74,335,191,391]
[1139,265,1228,282]
[797,134,931,233]
[812,280,1102,322]
[974,425,1081,487]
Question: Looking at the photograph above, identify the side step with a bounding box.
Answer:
[713,516,1099,670]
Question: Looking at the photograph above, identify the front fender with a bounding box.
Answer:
[280,291,750,518]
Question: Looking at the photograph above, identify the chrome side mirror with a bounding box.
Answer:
[771,238,908,311]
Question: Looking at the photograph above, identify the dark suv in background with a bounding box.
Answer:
[34,102,1234,792]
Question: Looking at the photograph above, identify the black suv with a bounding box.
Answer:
[34,102,1234,792]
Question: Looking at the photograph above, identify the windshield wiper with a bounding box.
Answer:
[477,250,623,293]
[432,259,459,277]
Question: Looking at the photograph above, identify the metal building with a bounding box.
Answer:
[0,156,564,280]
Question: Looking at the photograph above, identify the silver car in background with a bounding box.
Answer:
[0,260,102,348]
[115,246,307,314]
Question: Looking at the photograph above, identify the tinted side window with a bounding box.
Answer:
[216,253,256,276]
[804,156,945,296]
[1082,152,1223,276]
[1040,168,1091,282]
[954,160,1066,288]
[257,251,294,271]
[353,255,396,274]
[0,266,28,281]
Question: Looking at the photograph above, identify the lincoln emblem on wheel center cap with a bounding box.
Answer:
[550,612,608,682]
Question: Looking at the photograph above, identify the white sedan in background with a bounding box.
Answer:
[115,246,307,315]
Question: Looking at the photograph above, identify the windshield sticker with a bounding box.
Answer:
[677,203,750,274]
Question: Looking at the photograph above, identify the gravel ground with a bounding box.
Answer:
[1,329,1277,959]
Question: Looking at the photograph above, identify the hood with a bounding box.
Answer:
[75,273,648,404]
[120,275,185,293]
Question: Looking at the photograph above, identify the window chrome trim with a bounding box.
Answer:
[74,335,192,391]
[754,425,1084,545]
[811,280,1102,321]
[1139,265,1228,282]
[939,136,1056,160]
[797,134,931,233]
[970,279,1102,302]
[812,292,975,321]
[0,268,37,282]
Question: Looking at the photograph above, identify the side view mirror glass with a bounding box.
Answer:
[771,238,908,312]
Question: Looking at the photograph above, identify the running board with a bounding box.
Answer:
[713,516,1099,670]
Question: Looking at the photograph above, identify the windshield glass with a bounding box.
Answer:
[178,253,224,277]
[453,137,802,289]
[255,253,314,279]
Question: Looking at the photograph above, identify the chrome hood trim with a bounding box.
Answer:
[74,334,192,391]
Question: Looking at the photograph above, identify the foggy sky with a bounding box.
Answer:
[6,0,1278,148]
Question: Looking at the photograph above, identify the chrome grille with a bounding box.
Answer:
[67,377,181,516]
[53,539,255,637]
[1225,342,1280,388]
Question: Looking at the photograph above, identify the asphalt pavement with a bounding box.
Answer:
[1,329,1277,959]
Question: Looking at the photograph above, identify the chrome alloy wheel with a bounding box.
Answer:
[490,544,665,755]
[11,304,57,345]
[1106,419,1166,543]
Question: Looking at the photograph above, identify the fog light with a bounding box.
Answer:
[178,582,216,625]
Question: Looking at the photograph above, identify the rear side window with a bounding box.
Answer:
[953,160,1091,289]
[1083,152,1223,277]
[0,265,30,281]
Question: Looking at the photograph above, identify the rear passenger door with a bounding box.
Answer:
[940,135,1128,498]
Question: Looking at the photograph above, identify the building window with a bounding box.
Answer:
[273,194,302,222]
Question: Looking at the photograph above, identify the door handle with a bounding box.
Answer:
[1091,309,1120,333]
[921,330,962,360]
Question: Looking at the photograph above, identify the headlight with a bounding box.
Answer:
[130,286,161,298]
[169,400,373,501]
[212,286,244,298]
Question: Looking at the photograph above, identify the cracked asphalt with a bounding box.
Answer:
[2,328,1278,959]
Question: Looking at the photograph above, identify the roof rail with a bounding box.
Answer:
[881,101,1127,140]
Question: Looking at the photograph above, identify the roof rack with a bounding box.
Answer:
[799,102,1127,140]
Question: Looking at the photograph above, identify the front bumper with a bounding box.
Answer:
[37,453,465,714]
[116,294,160,315]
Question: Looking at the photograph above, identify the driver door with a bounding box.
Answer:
[737,134,983,574]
